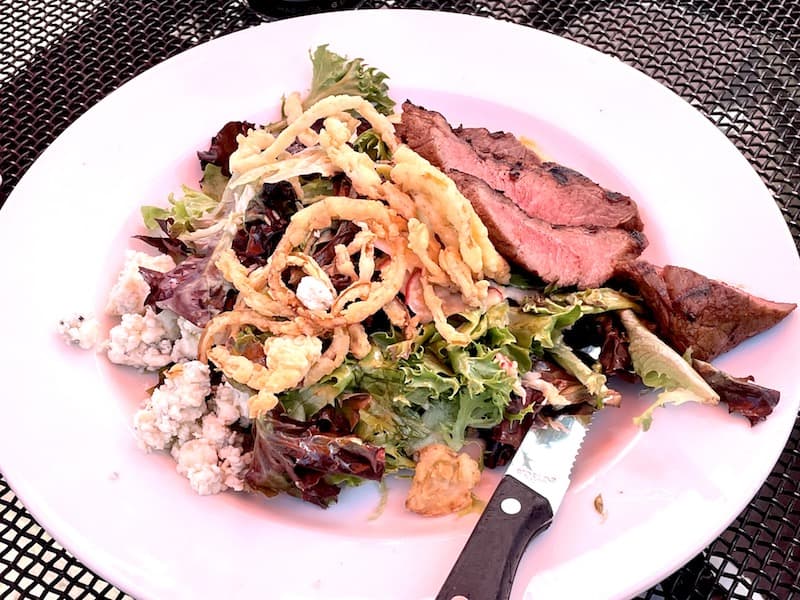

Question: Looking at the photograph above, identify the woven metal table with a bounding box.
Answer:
[1,1,798,599]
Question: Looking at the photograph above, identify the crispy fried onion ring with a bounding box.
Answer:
[200,94,514,414]
[208,335,323,418]
[391,145,510,284]
[209,335,321,391]
[419,274,471,346]
[302,327,349,387]
[198,308,319,363]
[266,196,407,328]
[229,94,397,176]
[202,196,407,408]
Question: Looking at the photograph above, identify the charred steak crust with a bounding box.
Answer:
[453,126,542,168]
[617,261,796,361]
[397,101,645,232]
[449,170,646,289]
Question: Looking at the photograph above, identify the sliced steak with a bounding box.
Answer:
[398,101,644,232]
[453,126,542,168]
[617,260,796,360]
[450,170,646,288]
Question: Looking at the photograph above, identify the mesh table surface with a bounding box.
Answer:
[1,1,798,598]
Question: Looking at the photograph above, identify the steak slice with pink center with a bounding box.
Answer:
[398,101,644,231]
[450,170,647,288]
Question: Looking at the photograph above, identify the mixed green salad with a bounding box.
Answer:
[83,45,783,514]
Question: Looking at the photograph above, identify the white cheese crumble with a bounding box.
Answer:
[296,275,334,311]
[106,307,179,370]
[218,445,251,491]
[133,363,252,495]
[133,360,211,451]
[172,438,226,495]
[105,308,202,370]
[57,314,101,350]
[65,246,255,497]
[212,381,251,426]
[171,316,203,362]
[169,411,252,495]
[106,250,175,316]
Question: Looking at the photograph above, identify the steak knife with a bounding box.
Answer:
[435,415,590,600]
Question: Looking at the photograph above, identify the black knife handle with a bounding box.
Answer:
[435,475,554,600]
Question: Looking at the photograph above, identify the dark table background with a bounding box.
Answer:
[1,1,798,598]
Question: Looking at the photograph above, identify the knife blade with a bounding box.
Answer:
[435,414,591,600]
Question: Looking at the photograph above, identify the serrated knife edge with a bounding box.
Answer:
[505,414,590,514]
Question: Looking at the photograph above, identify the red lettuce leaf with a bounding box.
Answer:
[232,181,299,267]
[692,359,780,425]
[597,314,630,372]
[197,121,255,177]
[134,217,196,263]
[246,409,385,508]
[231,223,281,268]
[482,381,542,469]
[134,234,194,263]
[310,220,361,292]
[139,255,229,327]
[562,313,633,378]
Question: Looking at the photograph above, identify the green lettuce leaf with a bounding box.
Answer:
[619,309,719,430]
[141,182,220,234]
[280,365,356,421]
[548,288,640,313]
[352,129,391,161]
[266,302,546,472]
[446,345,516,443]
[508,288,638,407]
[358,345,459,410]
[200,163,229,201]
[300,176,336,201]
[547,336,616,407]
[355,394,430,471]
[509,304,582,349]
[507,268,543,290]
[304,45,394,115]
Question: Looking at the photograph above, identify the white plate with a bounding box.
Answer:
[1,9,798,600]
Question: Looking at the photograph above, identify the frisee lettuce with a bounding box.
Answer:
[276,303,528,472]
[357,311,518,467]
[514,287,639,349]
[304,45,394,115]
